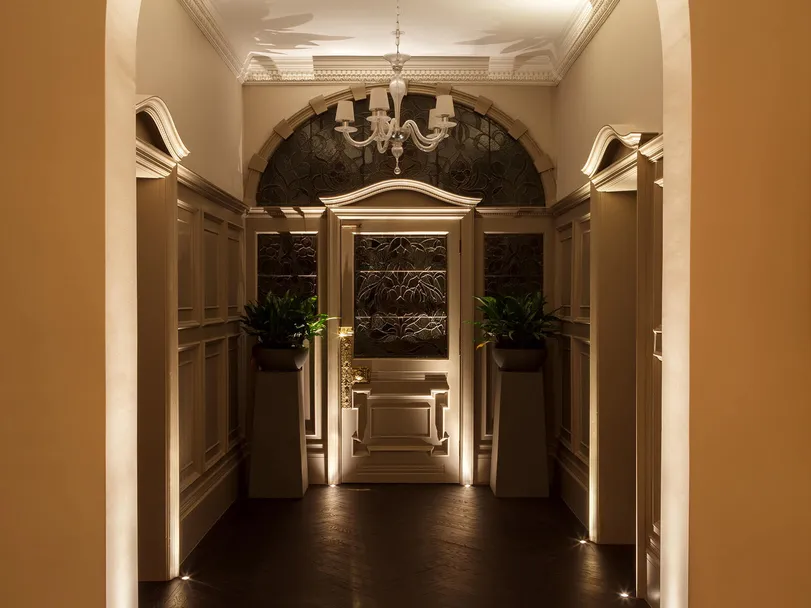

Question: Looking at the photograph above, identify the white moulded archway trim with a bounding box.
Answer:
[320,179,482,208]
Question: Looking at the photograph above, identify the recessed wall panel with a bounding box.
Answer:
[204,340,223,461]
[203,218,221,320]
[178,206,196,325]
[178,346,198,486]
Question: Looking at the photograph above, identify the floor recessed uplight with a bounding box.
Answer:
[579,539,588,545]
[464,484,471,488]
[329,484,337,488]
[619,591,631,599]
[181,575,190,581]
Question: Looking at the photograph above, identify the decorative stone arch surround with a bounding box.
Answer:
[244,83,557,206]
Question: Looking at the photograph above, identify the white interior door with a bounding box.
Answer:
[340,219,460,483]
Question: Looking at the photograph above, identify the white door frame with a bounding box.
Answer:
[322,180,479,486]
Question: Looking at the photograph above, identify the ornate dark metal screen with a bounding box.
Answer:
[256,233,317,301]
[483,234,543,297]
[258,94,544,207]
[354,235,448,359]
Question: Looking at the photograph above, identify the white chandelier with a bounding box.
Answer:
[334,0,457,175]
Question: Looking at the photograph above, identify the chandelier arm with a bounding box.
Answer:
[341,122,382,148]
[409,137,441,153]
[402,119,449,147]
[378,118,398,142]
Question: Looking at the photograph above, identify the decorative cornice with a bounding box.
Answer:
[176,0,244,80]
[245,206,326,219]
[180,0,619,86]
[320,179,482,208]
[475,206,552,218]
[551,183,591,217]
[591,151,639,192]
[581,125,656,178]
[245,56,558,86]
[328,207,473,221]
[556,0,621,80]
[177,165,248,215]
[135,96,191,162]
[639,134,665,161]
[136,139,176,179]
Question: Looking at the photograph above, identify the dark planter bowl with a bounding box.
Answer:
[253,346,309,372]
[493,345,546,372]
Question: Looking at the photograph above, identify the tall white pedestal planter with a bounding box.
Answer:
[490,369,549,497]
[249,369,308,498]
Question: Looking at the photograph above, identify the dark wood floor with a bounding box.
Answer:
[140,485,643,607]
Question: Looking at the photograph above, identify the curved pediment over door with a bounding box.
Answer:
[257,93,545,207]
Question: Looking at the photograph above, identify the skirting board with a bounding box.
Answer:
[556,457,589,526]
[180,455,245,562]
[475,454,491,484]
[307,454,326,485]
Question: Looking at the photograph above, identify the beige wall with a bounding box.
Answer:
[554,0,663,199]
[242,84,555,166]
[686,1,811,606]
[1,0,140,606]
[137,0,243,198]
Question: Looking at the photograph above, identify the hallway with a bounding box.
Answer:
[139,486,641,608]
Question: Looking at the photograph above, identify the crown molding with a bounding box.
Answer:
[581,124,658,178]
[551,183,591,216]
[177,165,248,215]
[245,206,326,219]
[136,139,177,179]
[181,0,619,86]
[135,95,191,162]
[591,151,639,192]
[556,0,621,80]
[176,0,244,80]
[321,179,482,208]
[639,134,665,161]
[475,206,552,218]
[244,55,557,85]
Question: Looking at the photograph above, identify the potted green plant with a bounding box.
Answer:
[472,292,561,372]
[241,291,331,371]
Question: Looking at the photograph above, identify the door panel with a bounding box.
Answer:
[341,221,460,483]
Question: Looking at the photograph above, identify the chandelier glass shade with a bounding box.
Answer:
[333,1,457,175]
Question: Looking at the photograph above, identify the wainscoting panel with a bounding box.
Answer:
[179,344,200,490]
[177,183,246,563]
[177,203,198,327]
[553,199,590,525]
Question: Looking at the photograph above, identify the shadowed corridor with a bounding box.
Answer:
[139,485,642,607]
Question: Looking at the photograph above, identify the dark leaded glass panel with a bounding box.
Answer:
[354,235,448,358]
[484,234,543,297]
[487,122,545,206]
[437,103,491,201]
[258,94,544,206]
[256,233,317,300]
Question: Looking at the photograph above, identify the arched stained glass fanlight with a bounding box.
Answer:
[257,94,545,207]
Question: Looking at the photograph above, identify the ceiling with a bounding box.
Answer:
[181,0,619,84]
